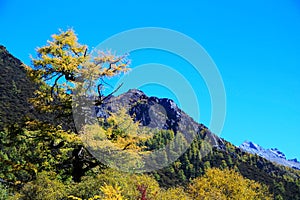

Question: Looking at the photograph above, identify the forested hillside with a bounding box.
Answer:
[0,46,37,129]
[1,30,300,199]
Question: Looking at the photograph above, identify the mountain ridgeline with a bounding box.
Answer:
[0,45,71,131]
[98,88,221,146]
[1,45,300,199]
[0,46,37,129]
[97,88,300,198]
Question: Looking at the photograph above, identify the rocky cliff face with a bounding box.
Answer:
[240,141,300,170]
[98,89,221,147]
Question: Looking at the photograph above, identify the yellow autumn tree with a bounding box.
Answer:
[99,183,125,200]
[188,168,273,200]
[28,29,129,124]
[80,108,150,172]
[25,29,130,182]
[67,168,161,200]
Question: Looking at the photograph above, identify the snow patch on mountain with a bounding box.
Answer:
[239,141,300,170]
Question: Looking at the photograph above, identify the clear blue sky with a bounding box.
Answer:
[1,0,300,160]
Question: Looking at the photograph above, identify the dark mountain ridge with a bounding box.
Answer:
[99,89,222,147]
[0,45,74,131]
[0,45,37,129]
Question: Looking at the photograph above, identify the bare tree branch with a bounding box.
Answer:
[84,47,88,57]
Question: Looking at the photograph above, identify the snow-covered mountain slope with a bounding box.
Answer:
[239,141,300,170]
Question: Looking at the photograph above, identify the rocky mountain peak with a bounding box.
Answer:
[99,89,220,147]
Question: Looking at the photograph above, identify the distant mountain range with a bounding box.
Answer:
[240,141,300,170]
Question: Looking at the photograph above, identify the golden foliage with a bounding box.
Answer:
[79,108,150,172]
[100,183,125,200]
[156,187,190,200]
[28,29,130,115]
[13,172,67,200]
[188,168,273,200]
